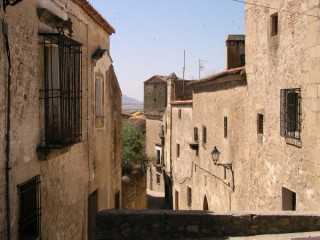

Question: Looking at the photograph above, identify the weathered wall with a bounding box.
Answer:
[171,104,194,210]
[192,77,247,211]
[0,6,6,239]
[122,170,147,209]
[96,210,320,240]
[244,0,320,211]
[144,79,167,114]
[0,0,121,239]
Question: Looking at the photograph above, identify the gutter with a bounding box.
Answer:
[3,21,11,240]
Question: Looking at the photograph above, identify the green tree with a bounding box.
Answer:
[121,121,149,175]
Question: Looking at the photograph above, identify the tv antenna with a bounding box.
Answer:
[199,59,207,80]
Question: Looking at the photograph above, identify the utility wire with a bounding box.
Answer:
[232,0,319,18]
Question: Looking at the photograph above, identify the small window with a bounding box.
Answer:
[282,187,296,211]
[257,114,264,134]
[18,176,41,240]
[187,187,192,207]
[178,109,182,119]
[280,88,301,146]
[95,76,104,118]
[202,126,207,145]
[271,12,278,36]
[224,117,228,138]
[194,127,198,142]
[156,149,161,164]
[156,174,161,184]
[177,144,180,158]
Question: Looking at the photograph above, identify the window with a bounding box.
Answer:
[194,127,198,142]
[178,109,182,119]
[271,12,278,36]
[282,187,296,211]
[187,187,192,207]
[224,117,228,138]
[257,114,264,134]
[176,144,180,158]
[39,33,82,149]
[95,76,104,118]
[280,88,301,146]
[18,176,41,240]
[202,126,207,145]
[156,174,161,184]
[156,149,161,165]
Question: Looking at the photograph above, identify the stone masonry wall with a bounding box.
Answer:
[122,170,147,210]
[0,0,121,239]
[244,0,320,211]
[96,210,320,240]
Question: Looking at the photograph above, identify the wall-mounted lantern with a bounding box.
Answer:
[211,146,232,170]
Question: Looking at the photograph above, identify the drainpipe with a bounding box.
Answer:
[3,21,12,240]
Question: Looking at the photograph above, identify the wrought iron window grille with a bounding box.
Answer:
[17,175,41,240]
[280,88,301,147]
[38,33,82,149]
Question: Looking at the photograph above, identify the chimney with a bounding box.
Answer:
[226,35,245,70]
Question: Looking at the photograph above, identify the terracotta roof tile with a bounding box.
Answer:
[71,0,115,35]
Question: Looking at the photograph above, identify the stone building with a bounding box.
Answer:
[144,74,193,203]
[0,0,122,239]
[165,0,320,212]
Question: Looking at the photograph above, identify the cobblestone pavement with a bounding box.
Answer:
[147,189,169,210]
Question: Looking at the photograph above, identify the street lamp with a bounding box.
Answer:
[211,146,232,170]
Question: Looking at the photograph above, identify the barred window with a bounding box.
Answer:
[39,33,82,149]
[18,176,41,240]
[257,114,264,134]
[280,88,301,146]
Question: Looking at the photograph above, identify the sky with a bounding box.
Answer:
[89,0,245,102]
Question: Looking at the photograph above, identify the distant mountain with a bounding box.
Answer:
[122,95,142,104]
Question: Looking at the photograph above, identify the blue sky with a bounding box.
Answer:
[89,0,245,101]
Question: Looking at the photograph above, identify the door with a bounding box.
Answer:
[88,190,98,240]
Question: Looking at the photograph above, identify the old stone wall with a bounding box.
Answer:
[0,0,121,239]
[171,104,194,210]
[96,210,320,240]
[244,0,320,211]
[122,170,147,209]
[192,78,247,211]
[144,80,167,114]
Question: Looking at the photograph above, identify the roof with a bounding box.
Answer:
[188,67,245,87]
[227,35,245,41]
[71,0,115,35]
[171,100,193,106]
[144,75,168,83]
